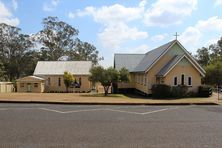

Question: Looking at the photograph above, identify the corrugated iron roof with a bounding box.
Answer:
[17,76,45,82]
[34,61,92,75]
[157,55,184,77]
[114,54,145,72]
[133,40,176,72]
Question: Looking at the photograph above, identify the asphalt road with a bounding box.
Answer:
[0,103,222,148]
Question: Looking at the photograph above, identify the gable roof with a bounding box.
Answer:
[114,40,205,76]
[17,76,45,82]
[34,61,92,75]
[133,40,176,72]
[157,55,184,77]
[157,54,205,77]
[114,54,145,72]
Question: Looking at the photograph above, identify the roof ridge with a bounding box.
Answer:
[133,40,177,72]
[37,61,92,62]
[114,53,145,55]
[145,40,176,55]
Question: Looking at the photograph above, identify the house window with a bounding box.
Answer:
[48,77,51,85]
[58,77,61,86]
[174,77,177,86]
[20,83,24,88]
[181,74,184,85]
[34,83,38,88]
[188,77,192,86]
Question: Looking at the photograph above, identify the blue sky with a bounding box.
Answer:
[0,0,222,67]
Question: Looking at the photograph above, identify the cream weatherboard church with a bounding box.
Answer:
[114,40,205,95]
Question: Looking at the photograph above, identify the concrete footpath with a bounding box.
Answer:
[0,92,221,105]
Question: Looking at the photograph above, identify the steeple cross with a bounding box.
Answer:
[174,32,179,40]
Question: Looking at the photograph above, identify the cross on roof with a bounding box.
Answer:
[174,32,179,40]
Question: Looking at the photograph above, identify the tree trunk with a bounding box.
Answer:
[104,86,110,96]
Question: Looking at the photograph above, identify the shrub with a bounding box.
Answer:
[199,86,212,97]
[152,84,171,99]
[171,85,188,98]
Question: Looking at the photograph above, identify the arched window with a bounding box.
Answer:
[181,74,184,85]
[174,77,177,86]
[188,77,192,86]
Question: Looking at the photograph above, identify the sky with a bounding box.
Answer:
[0,0,222,67]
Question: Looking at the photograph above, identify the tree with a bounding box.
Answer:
[34,16,79,61]
[205,60,222,86]
[67,39,103,65]
[0,61,6,81]
[195,36,222,67]
[0,23,34,80]
[89,66,129,96]
[195,47,210,67]
[63,71,74,92]
[119,67,129,82]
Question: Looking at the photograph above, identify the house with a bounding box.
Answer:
[16,76,45,93]
[0,82,14,93]
[114,40,205,95]
[33,61,93,93]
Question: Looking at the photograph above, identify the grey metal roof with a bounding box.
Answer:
[114,54,145,72]
[17,76,45,82]
[34,61,92,75]
[133,40,176,72]
[157,55,184,77]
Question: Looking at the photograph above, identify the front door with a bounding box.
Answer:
[27,83,32,92]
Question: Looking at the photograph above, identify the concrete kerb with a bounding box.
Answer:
[0,100,219,106]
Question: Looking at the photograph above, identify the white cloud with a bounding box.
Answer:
[151,33,168,42]
[195,16,222,31]
[179,16,222,51]
[98,23,148,49]
[215,0,222,6]
[179,27,201,46]
[0,1,19,26]
[129,44,149,53]
[144,0,197,26]
[204,37,219,47]
[68,12,75,19]
[12,0,17,10]
[69,2,148,50]
[74,3,145,25]
[43,0,60,12]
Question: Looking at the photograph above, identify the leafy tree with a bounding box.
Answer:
[195,47,210,67]
[205,60,222,86]
[35,16,78,61]
[0,61,6,81]
[195,36,222,67]
[63,71,74,92]
[89,66,129,96]
[35,16,102,64]
[0,23,33,80]
[68,39,103,65]
[119,67,129,82]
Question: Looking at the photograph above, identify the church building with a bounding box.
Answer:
[114,40,205,95]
